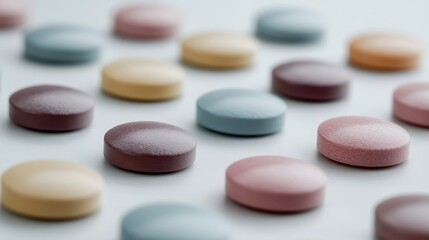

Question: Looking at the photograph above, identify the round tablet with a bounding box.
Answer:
[393,82,429,128]
[104,121,197,173]
[102,59,185,101]
[181,32,258,69]
[2,160,104,220]
[317,116,410,167]
[0,0,27,28]
[114,4,181,40]
[226,156,327,212]
[272,60,350,101]
[9,85,94,132]
[256,8,324,43]
[197,89,286,136]
[122,203,230,240]
[349,33,423,71]
[24,25,102,63]
[375,195,429,240]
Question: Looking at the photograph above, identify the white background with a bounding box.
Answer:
[0,0,428,239]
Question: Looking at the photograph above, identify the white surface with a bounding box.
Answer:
[0,0,428,239]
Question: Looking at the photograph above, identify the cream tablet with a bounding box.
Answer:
[104,121,197,173]
[1,160,104,220]
[226,156,327,212]
[317,116,410,167]
[114,3,181,40]
[197,89,286,136]
[272,60,350,101]
[102,59,185,101]
[375,195,429,240]
[393,82,429,128]
[0,0,27,28]
[349,33,423,71]
[9,85,94,132]
[181,32,258,69]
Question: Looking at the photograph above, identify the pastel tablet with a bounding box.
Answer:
[0,0,27,28]
[9,85,94,132]
[102,59,185,101]
[2,160,104,220]
[114,3,181,40]
[104,121,197,173]
[317,116,410,167]
[375,195,429,240]
[25,25,102,63]
[349,33,423,71]
[181,32,258,69]
[197,89,286,136]
[272,60,350,101]
[226,156,327,212]
[393,82,429,127]
[121,203,230,240]
[256,8,324,43]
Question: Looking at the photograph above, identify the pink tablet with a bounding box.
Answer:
[0,0,27,28]
[114,4,181,40]
[226,156,327,213]
[393,82,429,128]
[375,195,429,240]
[318,116,410,167]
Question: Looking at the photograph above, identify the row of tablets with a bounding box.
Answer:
[2,157,428,239]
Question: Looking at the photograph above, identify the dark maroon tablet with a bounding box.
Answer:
[104,121,197,173]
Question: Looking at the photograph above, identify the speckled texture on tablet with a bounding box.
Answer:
[182,32,258,69]
[0,0,27,28]
[25,25,102,62]
[1,160,104,220]
[104,121,197,173]
[272,60,350,101]
[102,58,185,101]
[9,85,94,131]
[226,156,327,212]
[375,195,429,240]
[393,82,429,127]
[197,89,286,136]
[121,203,230,240]
[349,33,423,71]
[317,116,410,167]
[256,8,324,43]
[114,4,181,39]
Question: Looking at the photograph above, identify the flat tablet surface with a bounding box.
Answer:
[226,156,327,212]
[9,85,94,131]
[102,59,185,101]
[393,82,429,127]
[317,116,410,167]
[182,32,258,69]
[114,4,181,39]
[256,8,324,42]
[375,195,429,240]
[2,160,104,220]
[349,33,423,70]
[25,25,102,62]
[104,121,197,173]
[121,203,230,240]
[197,89,286,136]
[272,60,350,101]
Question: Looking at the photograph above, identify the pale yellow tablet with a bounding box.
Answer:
[181,32,258,69]
[2,160,104,220]
[102,59,185,101]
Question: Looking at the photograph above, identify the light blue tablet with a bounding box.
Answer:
[256,8,325,43]
[121,203,230,240]
[24,25,102,63]
[197,89,286,136]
